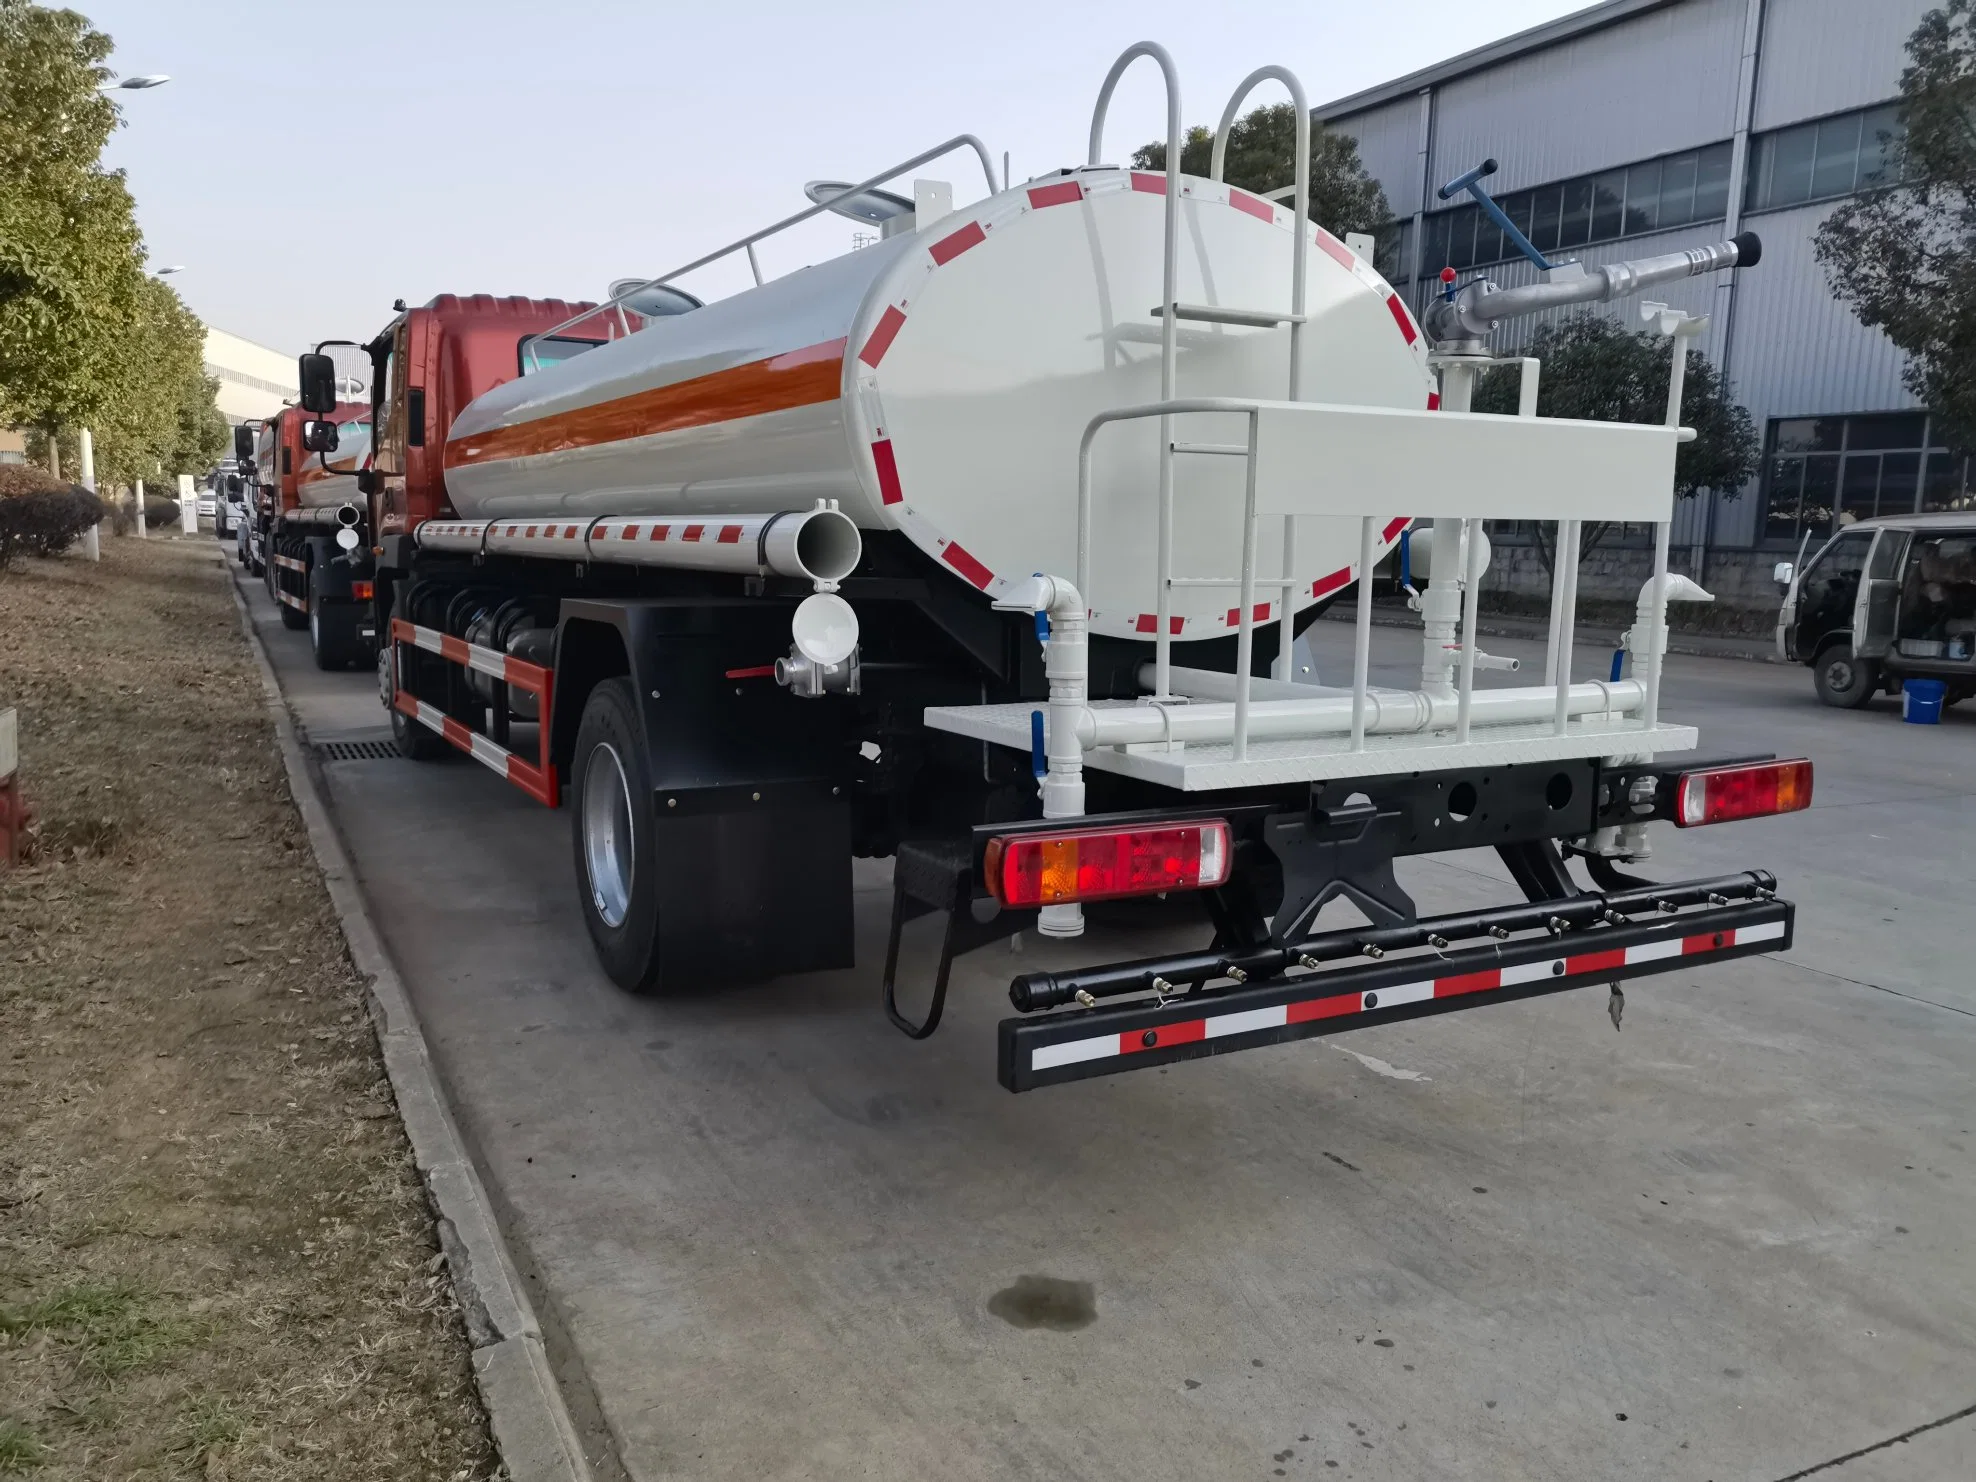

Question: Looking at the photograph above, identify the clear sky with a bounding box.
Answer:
[90,0,1588,355]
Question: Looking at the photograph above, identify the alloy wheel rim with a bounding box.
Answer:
[582,743,635,930]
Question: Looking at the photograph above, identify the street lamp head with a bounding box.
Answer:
[154,265,186,276]
[103,74,171,91]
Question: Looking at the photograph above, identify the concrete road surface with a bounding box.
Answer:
[239,570,1976,1482]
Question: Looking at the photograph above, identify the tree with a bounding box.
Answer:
[1133,103,1390,239]
[1473,314,1760,574]
[1815,1,1976,450]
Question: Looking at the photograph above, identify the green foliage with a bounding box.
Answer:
[0,1279,201,1375]
[0,462,104,570]
[0,2,221,489]
[1474,314,1760,569]
[1816,1,1976,449]
[0,1417,49,1472]
[1133,102,1391,238]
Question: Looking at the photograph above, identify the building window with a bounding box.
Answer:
[1744,102,1905,214]
[1761,412,1970,545]
[0,450,24,466]
[1413,141,1733,279]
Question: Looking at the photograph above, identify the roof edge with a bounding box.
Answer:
[1316,0,1683,122]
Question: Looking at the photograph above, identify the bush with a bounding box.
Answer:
[143,497,179,528]
[0,466,106,573]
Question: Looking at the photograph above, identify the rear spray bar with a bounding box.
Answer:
[998,885,1790,1092]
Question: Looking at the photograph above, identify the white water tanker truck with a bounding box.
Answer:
[297,44,1807,1091]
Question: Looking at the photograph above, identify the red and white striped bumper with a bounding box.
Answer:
[999,902,1791,1092]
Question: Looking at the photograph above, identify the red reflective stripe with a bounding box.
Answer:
[525,525,538,537]
[1027,180,1083,208]
[1386,294,1420,345]
[649,523,669,541]
[1683,931,1729,955]
[441,716,472,750]
[1135,613,1157,634]
[502,655,548,690]
[1435,968,1501,998]
[682,523,705,542]
[1122,1018,1206,1055]
[859,305,907,367]
[1312,567,1352,599]
[929,221,986,265]
[871,439,904,505]
[619,524,639,540]
[439,634,470,665]
[1427,391,1441,411]
[1568,948,1629,976]
[1229,189,1274,222]
[1287,993,1361,1024]
[942,541,994,590]
[717,524,743,543]
[1130,172,1168,194]
[1382,516,1410,542]
[1226,603,1271,626]
[1314,229,1356,268]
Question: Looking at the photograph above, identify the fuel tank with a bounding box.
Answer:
[443,168,1433,641]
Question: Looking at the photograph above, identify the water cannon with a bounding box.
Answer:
[1422,158,1761,352]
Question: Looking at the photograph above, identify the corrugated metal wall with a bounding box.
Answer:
[1332,99,1424,219]
[1427,0,1746,193]
[1753,0,1931,129]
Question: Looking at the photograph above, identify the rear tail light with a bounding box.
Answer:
[1674,759,1812,826]
[351,580,374,602]
[985,820,1232,908]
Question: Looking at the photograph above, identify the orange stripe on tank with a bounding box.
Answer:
[444,337,848,471]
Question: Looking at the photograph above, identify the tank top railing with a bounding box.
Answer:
[529,136,1002,357]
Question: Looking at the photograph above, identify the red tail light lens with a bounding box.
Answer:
[351,580,374,602]
[985,820,1232,907]
[1674,759,1812,826]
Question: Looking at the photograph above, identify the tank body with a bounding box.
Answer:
[444,168,1434,641]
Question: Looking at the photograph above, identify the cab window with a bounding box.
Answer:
[518,334,605,376]
[374,324,410,476]
[1798,529,1872,638]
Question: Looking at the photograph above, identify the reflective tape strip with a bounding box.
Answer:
[274,554,307,573]
[395,620,548,692]
[276,589,308,612]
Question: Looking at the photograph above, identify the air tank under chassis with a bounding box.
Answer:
[443,169,1435,642]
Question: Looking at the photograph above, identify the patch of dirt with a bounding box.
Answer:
[0,536,496,1479]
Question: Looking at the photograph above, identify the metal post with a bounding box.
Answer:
[1350,516,1375,750]
[1642,310,1699,734]
[1091,43,1182,698]
[1232,411,1261,760]
[76,428,100,561]
[135,477,147,539]
[1456,516,1483,742]
[745,242,764,287]
[1552,522,1581,733]
[1275,518,1298,679]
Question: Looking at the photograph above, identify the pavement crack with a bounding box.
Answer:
[1767,1399,1976,1480]
[1783,960,1976,1018]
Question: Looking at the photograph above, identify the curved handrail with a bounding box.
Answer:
[529,134,1002,353]
[1086,41,1184,695]
[1209,66,1310,397]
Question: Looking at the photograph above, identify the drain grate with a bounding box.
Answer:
[315,739,402,762]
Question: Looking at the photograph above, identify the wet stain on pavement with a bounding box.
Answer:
[988,1275,1096,1331]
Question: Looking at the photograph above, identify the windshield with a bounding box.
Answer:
[519,335,606,376]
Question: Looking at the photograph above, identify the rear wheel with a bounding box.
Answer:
[1813,641,1878,708]
[571,678,666,993]
[310,573,358,671]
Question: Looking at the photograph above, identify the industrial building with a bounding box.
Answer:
[1320,0,1954,601]
[205,325,296,427]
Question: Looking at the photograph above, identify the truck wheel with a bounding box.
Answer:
[1813,642,1878,708]
[310,586,356,670]
[571,678,666,993]
[381,641,448,761]
[278,584,309,631]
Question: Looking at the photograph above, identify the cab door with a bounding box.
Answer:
[1852,526,1910,660]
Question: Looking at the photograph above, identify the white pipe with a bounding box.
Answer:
[1138,663,1355,702]
[1552,521,1582,733]
[994,574,1090,938]
[1350,516,1375,750]
[1078,678,1645,749]
[415,506,863,589]
[1455,515,1483,742]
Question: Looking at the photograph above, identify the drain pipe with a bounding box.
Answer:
[994,574,1089,938]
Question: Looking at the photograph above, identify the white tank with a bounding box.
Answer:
[295,419,371,508]
[443,168,1432,641]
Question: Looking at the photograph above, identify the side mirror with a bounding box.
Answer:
[232,424,256,461]
[225,474,243,496]
[356,468,378,496]
[1772,561,1795,587]
[298,352,338,415]
[302,419,340,454]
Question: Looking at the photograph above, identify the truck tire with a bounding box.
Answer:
[278,583,309,631]
[310,577,357,671]
[1813,641,1878,708]
[382,635,448,761]
[571,678,667,993]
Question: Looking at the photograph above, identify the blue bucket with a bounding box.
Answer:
[1903,678,1947,724]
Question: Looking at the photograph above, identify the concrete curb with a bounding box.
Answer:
[223,563,594,1482]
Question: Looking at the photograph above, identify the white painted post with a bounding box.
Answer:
[134,477,148,538]
[75,428,100,561]
[177,473,196,533]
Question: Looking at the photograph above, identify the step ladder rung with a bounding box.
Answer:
[1170,441,1250,456]
[1167,576,1302,588]
[1152,302,1305,329]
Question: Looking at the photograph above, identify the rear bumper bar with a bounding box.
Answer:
[997,881,1791,1092]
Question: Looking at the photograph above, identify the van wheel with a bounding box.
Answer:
[571,678,667,993]
[1813,642,1878,708]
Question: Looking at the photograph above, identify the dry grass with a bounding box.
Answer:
[0,535,496,1479]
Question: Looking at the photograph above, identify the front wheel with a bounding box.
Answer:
[1813,642,1879,708]
[571,678,667,993]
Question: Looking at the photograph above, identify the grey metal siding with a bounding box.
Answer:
[1331,98,1425,219]
[1753,0,1932,130]
[1428,0,1747,193]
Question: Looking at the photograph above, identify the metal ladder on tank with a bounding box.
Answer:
[1086,45,1387,744]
